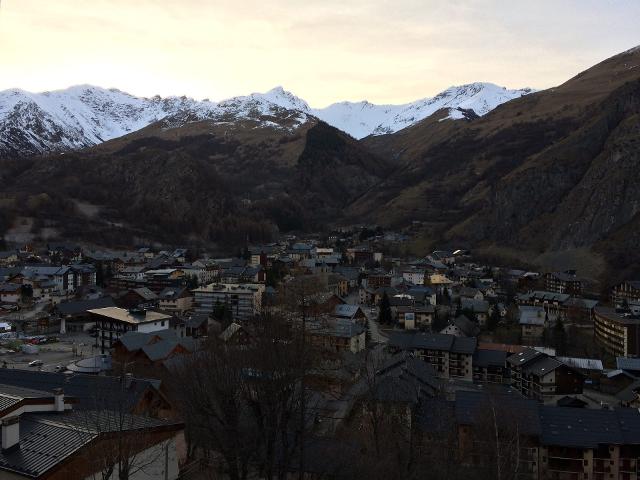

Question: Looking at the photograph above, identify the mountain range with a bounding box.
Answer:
[1,45,640,285]
[0,82,532,158]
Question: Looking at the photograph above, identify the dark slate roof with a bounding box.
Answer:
[452,314,480,337]
[142,341,180,362]
[378,354,441,389]
[617,357,640,371]
[538,406,640,448]
[0,414,96,478]
[0,383,52,416]
[451,336,477,354]
[388,297,413,307]
[119,331,153,351]
[371,375,421,404]
[0,370,157,411]
[186,313,208,329]
[415,398,456,435]
[56,296,115,316]
[118,329,193,361]
[132,287,158,301]
[556,396,588,408]
[388,332,456,352]
[473,349,507,368]
[158,286,188,300]
[0,410,182,478]
[0,283,21,293]
[371,353,442,403]
[616,380,640,403]
[506,348,544,367]
[455,390,541,436]
[460,298,489,313]
[523,356,564,377]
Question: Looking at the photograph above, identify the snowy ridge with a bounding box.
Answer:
[312,83,534,138]
[0,83,533,157]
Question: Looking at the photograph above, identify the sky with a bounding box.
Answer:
[1,0,639,107]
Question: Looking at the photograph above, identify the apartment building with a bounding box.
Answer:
[193,283,265,321]
[611,281,640,309]
[507,349,584,401]
[594,306,640,358]
[388,332,476,381]
[544,271,583,296]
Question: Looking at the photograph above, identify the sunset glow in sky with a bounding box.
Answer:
[1,0,639,106]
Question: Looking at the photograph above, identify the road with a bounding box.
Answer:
[4,300,50,322]
[342,292,388,345]
[1,332,100,372]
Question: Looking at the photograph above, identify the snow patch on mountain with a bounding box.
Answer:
[0,82,533,157]
[313,83,534,138]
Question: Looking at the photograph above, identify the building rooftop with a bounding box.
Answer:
[595,306,640,325]
[87,307,171,324]
[506,348,545,367]
[538,406,640,448]
[556,356,604,371]
[473,349,507,368]
[617,357,640,371]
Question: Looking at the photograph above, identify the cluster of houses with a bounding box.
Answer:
[3,233,640,478]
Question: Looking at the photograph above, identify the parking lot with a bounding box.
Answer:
[0,331,102,373]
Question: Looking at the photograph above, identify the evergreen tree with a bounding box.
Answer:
[553,317,567,354]
[378,292,392,325]
[487,306,500,331]
[432,309,449,333]
[186,274,199,289]
[442,287,451,306]
[96,262,105,287]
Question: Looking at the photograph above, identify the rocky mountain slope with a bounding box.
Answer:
[0,115,389,248]
[351,45,640,283]
[2,46,640,283]
[0,83,531,158]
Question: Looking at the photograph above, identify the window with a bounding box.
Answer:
[161,320,165,327]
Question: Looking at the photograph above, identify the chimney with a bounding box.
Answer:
[53,388,65,412]
[2,416,20,451]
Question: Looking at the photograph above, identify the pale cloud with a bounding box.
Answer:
[0,0,638,106]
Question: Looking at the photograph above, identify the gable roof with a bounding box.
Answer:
[0,410,183,479]
[334,304,364,319]
[219,322,245,342]
[519,306,548,325]
[0,369,159,412]
[0,414,96,478]
[460,298,489,313]
[451,314,480,337]
[158,286,189,300]
[132,287,158,301]
[56,296,116,316]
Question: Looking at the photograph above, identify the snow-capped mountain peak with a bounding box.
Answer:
[312,82,534,138]
[0,82,534,157]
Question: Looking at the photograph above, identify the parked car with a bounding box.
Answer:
[28,359,43,367]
